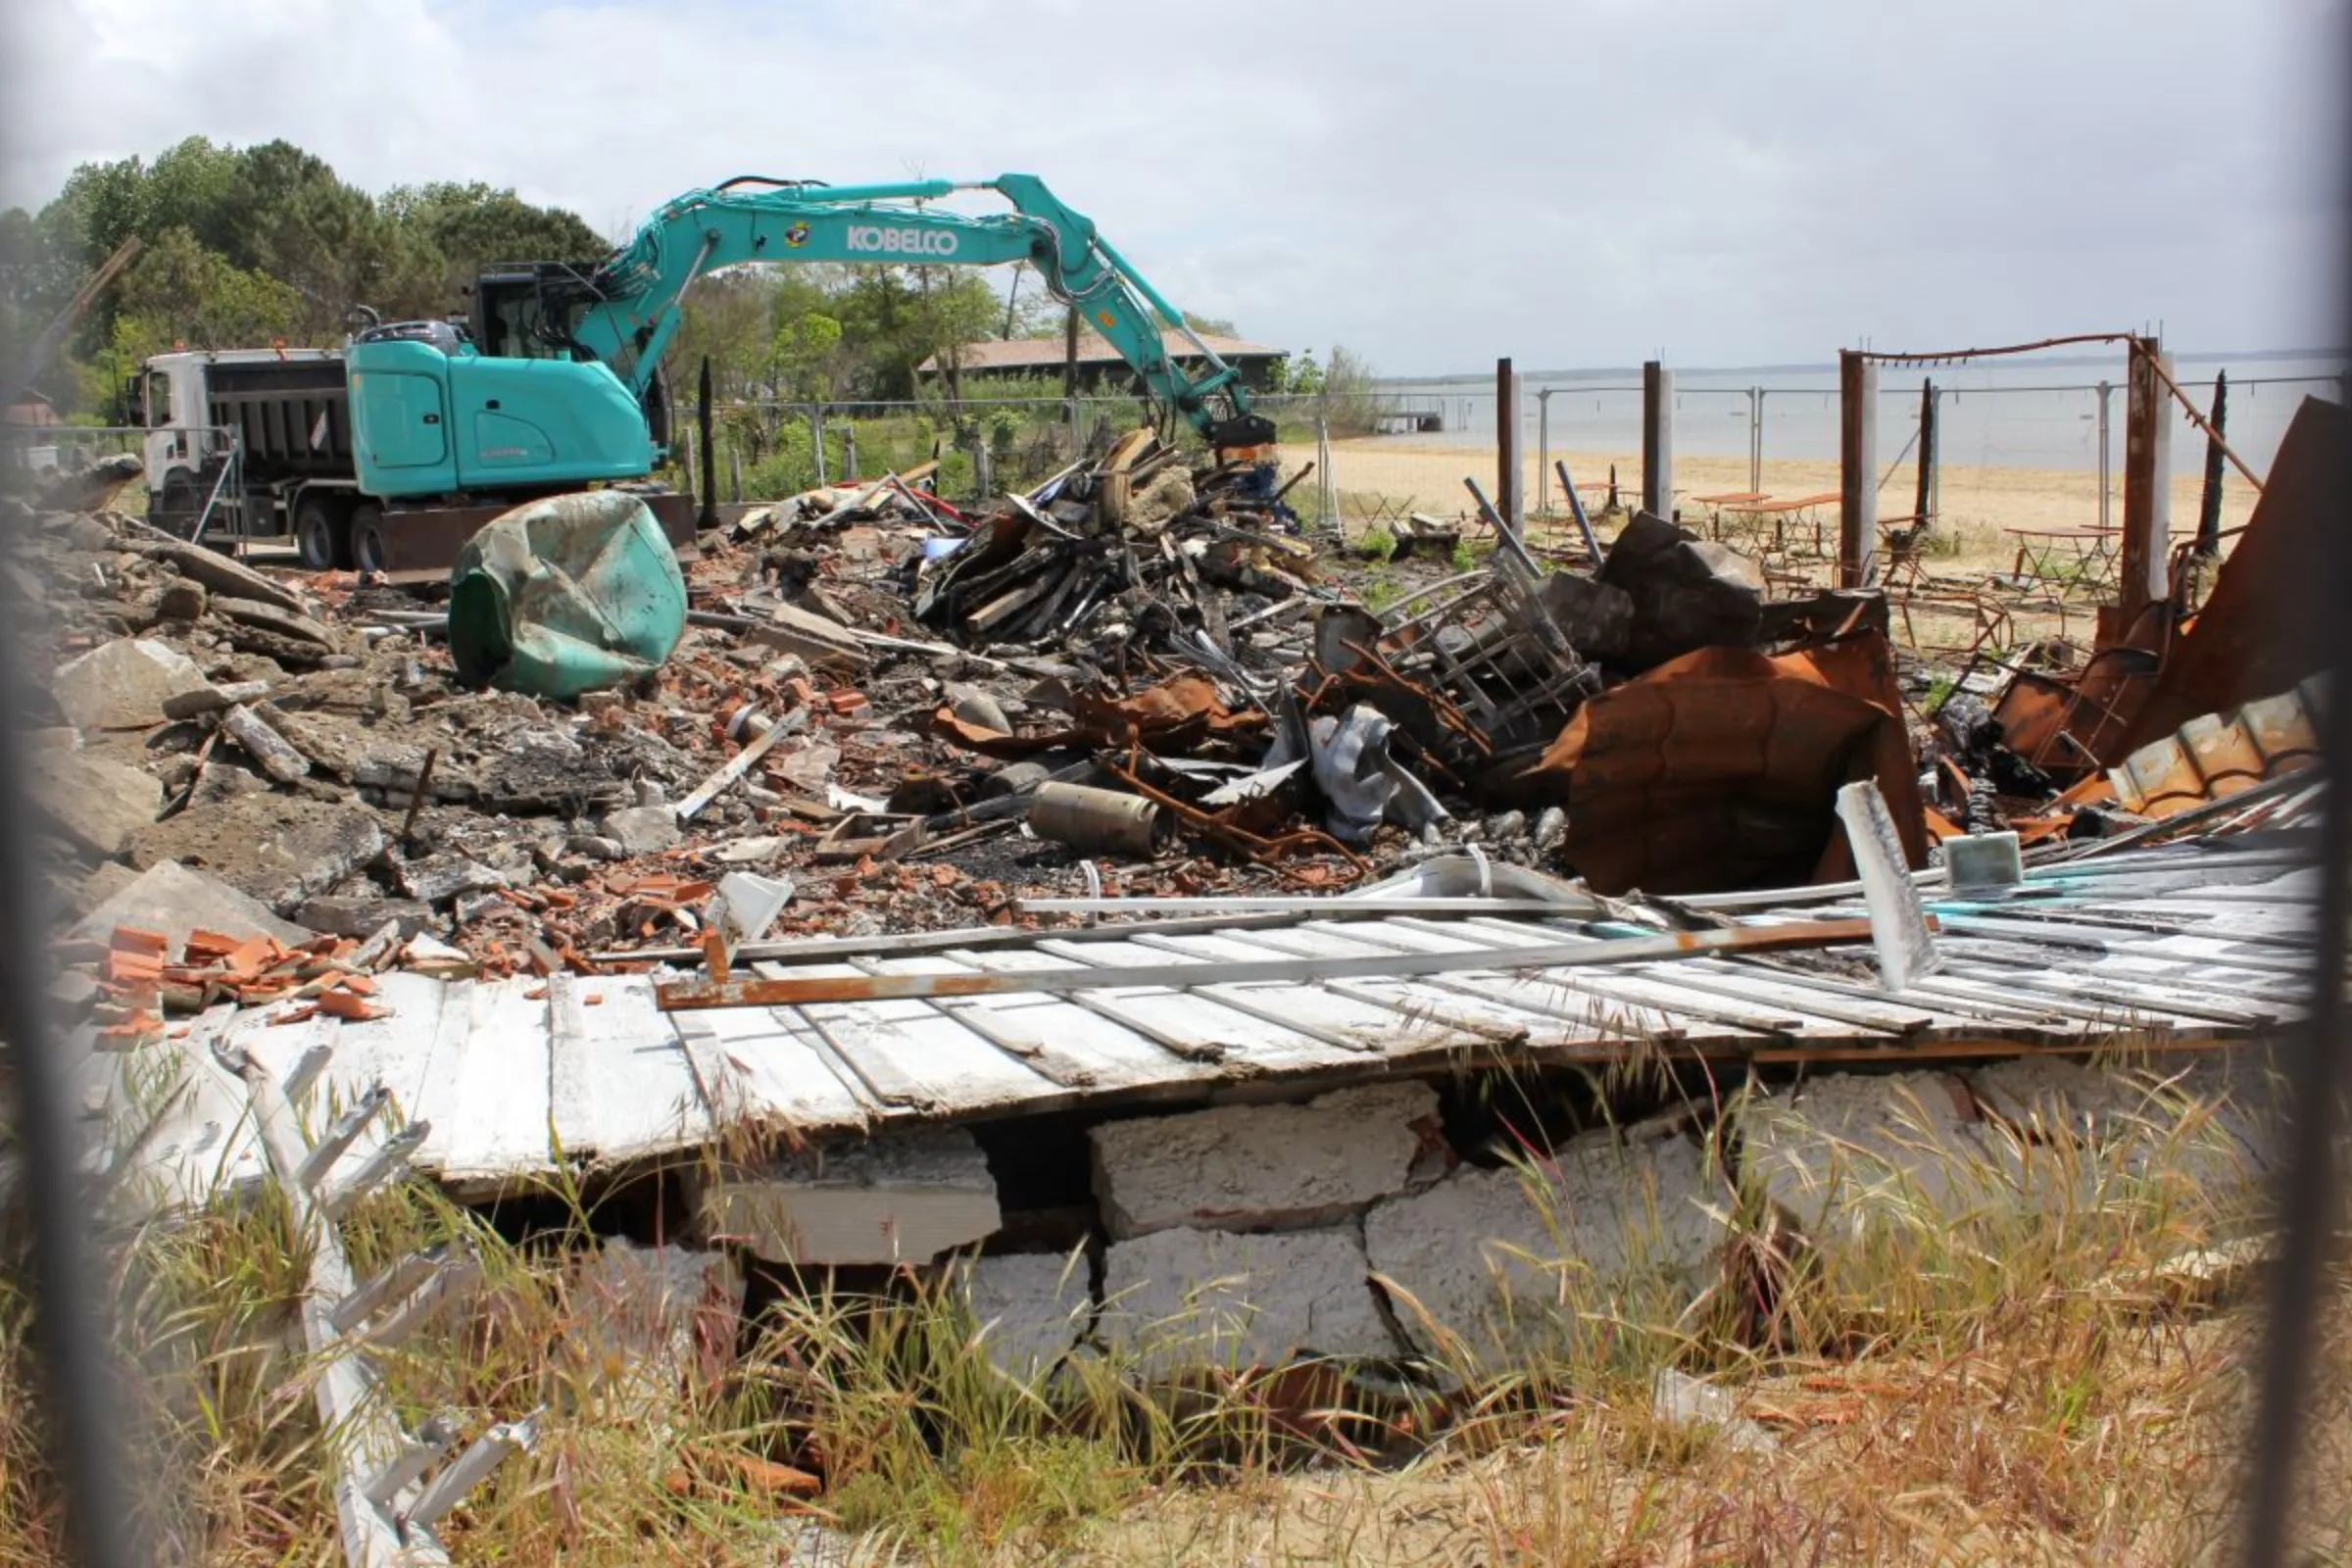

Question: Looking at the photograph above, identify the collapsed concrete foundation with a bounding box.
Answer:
[580,1051,2284,1390]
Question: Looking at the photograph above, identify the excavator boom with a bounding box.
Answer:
[556,174,1265,448]
[344,173,1269,511]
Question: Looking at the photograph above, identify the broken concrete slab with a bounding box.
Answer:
[2152,1048,2289,1180]
[1738,1070,2025,1270]
[696,1126,1001,1266]
[1100,1224,1398,1378]
[156,577,208,622]
[603,804,683,857]
[562,1238,743,1423]
[296,895,437,941]
[67,858,314,951]
[396,857,510,906]
[1963,1054,2270,1206]
[1597,512,1765,670]
[1967,1056,2158,1143]
[1089,1081,1444,1241]
[52,637,209,731]
[27,749,161,856]
[1364,1132,1724,1366]
[210,595,337,649]
[1537,572,1635,660]
[952,1250,1092,1383]
[127,533,309,614]
[129,794,387,915]
[160,679,271,721]
[71,859,143,918]
[748,602,869,674]
[217,704,311,785]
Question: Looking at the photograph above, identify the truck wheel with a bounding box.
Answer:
[154,475,204,541]
[349,504,391,576]
[294,494,353,571]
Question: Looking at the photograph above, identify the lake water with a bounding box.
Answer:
[1359,351,2347,477]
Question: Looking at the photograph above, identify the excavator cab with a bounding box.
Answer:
[347,312,656,500]
[469,264,601,362]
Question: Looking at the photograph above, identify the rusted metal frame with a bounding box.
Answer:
[1858,331,2137,365]
[2120,337,2172,620]
[1102,756,1370,880]
[652,916,1887,1010]
[2131,340,2266,493]
[1333,638,1496,757]
[1838,351,1877,589]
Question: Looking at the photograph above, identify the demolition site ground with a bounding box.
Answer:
[0,410,2345,1566]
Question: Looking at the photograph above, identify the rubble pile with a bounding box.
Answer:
[27,392,2334,1039]
[10,432,1944,1033]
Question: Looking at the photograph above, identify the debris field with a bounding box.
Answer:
[16,402,2331,1418]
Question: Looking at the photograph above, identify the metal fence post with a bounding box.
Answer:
[1495,358,1522,536]
[809,408,828,488]
[1838,350,1878,589]
[1536,387,1551,516]
[2120,336,2172,620]
[1641,361,1674,518]
[1747,387,1763,494]
[2096,380,2113,538]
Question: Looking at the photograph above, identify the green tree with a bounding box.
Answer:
[112,225,303,354]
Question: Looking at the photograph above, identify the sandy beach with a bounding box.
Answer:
[1287,438,2262,660]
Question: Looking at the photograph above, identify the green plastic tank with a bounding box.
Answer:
[448,490,687,699]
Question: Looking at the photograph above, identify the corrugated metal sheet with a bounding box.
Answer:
[78,835,2315,1212]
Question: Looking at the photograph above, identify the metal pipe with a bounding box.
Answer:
[1028,782,1170,859]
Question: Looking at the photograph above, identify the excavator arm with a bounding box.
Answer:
[342,173,1270,513]
[546,174,1271,449]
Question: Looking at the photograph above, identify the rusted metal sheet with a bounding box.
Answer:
[2109,680,2325,817]
[2115,396,2349,753]
[1513,633,1927,896]
[933,672,1264,758]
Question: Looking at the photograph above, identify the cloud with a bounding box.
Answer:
[4,0,2341,367]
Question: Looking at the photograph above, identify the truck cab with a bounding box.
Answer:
[137,346,345,537]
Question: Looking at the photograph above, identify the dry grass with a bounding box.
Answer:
[3,1057,2347,1566]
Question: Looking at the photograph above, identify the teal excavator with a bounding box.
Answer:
[329,174,1268,567]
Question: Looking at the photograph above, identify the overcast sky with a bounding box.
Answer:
[3,0,2343,373]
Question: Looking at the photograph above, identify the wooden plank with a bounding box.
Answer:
[673,1002,873,1138]
[848,952,1204,1091]
[797,1000,1063,1117]
[122,1005,269,1210]
[1113,932,1476,1055]
[544,972,714,1166]
[749,959,1061,1118]
[437,975,555,1183]
[1303,918,1779,1036]
[1028,936,1386,1064]
[395,976,480,1177]
[1379,917,1850,1037]
[1936,956,2283,1029]
[1230,921,1683,1042]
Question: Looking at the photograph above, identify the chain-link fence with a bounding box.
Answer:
[0,423,247,539]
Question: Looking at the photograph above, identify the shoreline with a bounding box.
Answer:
[1285,439,2261,544]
